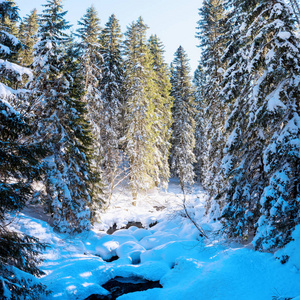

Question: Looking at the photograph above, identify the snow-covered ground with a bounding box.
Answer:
[10,179,300,300]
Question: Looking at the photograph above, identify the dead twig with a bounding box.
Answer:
[182,186,209,239]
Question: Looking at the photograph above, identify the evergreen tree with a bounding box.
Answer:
[0,101,49,300]
[148,34,173,189]
[170,46,196,190]
[123,17,158,200]
[193,64,206,183]
[220,0,264,239]
[195,0,226,215]
[76,6,104,205]
[0,1,48,298]
[30,0,93,233]
[100,14,124,201]
[220,0,300,248]
[19,8,39,67]
[247,0,300,250]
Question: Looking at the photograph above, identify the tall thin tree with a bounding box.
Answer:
[18,8,39,67]
[123,17,158,201]
[30,0,93,233]
[148,35,173,189]
[170,46,196,190]
[77,6,104,208]
[100,14,124,202]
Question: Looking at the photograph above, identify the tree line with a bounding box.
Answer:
[0,0,195,297]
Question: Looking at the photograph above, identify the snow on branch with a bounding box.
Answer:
[0,59,33,81]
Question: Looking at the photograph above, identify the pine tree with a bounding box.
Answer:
[123,17,158,200]
[220,0,263,239]
[193,64,206,183]
[195,0,226,215]
[246,0,300,250]
[100,14,124,201]
[0,1,48,298]
[0,101,49,300]
[64,36,99,226]
[170,46,196,190]
[220,0,300,248]
[30,0,93,233]
[148,34,173,189]
[19,8,39,67]
[76,6,104,205]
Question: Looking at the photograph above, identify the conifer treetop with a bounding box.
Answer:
[38,0,71,42]
[77,5,101,45]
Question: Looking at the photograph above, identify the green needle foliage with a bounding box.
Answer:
[29,0,94,233]
[0,1,49,299]
[123,17,160,200]
[170,46,196,190]
[18,8,39,67]
[148,34,173,189]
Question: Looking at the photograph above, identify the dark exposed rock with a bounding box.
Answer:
[106,222,144,234]
[153,205,166,211]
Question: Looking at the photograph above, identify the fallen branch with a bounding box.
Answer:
[182,187,209,239]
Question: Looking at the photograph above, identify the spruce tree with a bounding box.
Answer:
[19,8,39,67]
[193,64,206,183]
[123,17,158,200]
[0,1,48,298]
[170,46,196,190]
[76,6,104,205]
[100,14,124,201]
[148,34,173,189]
[220,0,300,248]
[30,0,93,233]
[195,0,226,215]
[247,0,300,250]
[0,101,49,300]
[220,0,263,239]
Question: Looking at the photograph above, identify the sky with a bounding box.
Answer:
[17,0,202,73]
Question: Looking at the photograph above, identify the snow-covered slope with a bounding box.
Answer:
[9,180,300,300]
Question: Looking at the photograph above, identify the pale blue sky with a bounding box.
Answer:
[17,0,202,73]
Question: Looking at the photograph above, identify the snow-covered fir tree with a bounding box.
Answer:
[193,64,206,183]
[0,1,48,298]
[220,0,300,248]
[100,14,124,202]
[18,8,39,67]
[195,0,226,215]
[0,101,49,300]
[76,6,104,207]
[170,46,196,190]
[123,17,159,200]
[247,0,300,250]
[220,0,265,239]
[30,0,93,233]
[148,34,173,189]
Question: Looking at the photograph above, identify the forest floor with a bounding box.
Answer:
[9,179,300,300]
